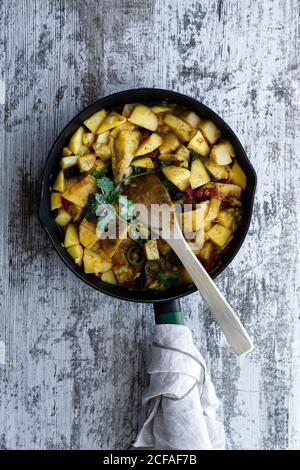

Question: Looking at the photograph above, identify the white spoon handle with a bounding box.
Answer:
[167,227,253,356]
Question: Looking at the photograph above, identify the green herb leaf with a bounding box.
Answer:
[191,150,199,162]
[157,271,178,288]
[91,169,104,179]
[85,192,106,221]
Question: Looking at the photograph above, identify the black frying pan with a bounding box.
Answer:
[39,88,257,322]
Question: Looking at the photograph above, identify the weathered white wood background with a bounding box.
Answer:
[0,0,299,450]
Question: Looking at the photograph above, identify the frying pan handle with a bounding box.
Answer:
[154,299,184,325]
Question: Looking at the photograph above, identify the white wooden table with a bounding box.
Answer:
[0,0,299,450]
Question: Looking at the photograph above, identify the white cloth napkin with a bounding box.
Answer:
[133,324,225,450]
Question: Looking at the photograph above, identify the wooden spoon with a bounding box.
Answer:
[125,174,253,356]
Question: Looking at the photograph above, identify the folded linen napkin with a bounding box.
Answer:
[133,324,225,450]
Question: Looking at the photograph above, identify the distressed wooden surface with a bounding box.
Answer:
[0,0,299,450]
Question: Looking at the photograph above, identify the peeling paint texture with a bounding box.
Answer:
[0,0,299,450]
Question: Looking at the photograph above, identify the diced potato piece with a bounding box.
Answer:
[64,224,79,248]
[211,142,232,165]
[64,176,80,191]
[122,103,136,118]
[101,270,117,285]
[84,109,107,133]
[198,240,214,261]
[54,208,72,226]
[97,111,126,134]
[175,146,190,162]
[69,204,83,222]
[159,132,181,154]
[67,244,83,267]
[164,114,193,141]
[203,158,228,180]
[110,121,136,138]
[77,144,90,155]
[79,218,99,249]
[82,132,96,146]
[205,197,221,228]
[101,221,128,257]
[128,104,158,132]
[199,120,221,145]
[181,267,193,284]
[112,130,140,183]
[62,147,72,157]
[93,143,112,161]
[83,249,103,274]
[134,133,162,156]
[199,200,210,218]
[205,182,242,200]
[161,166,191,191]
[189,158,210,189]
[188,130,210,156]
[78,154,96,172]
[158,153,176,163]
[68,126,84,154]
[157,238,171,255]
[60,155,78,169]
[220,139,235,158]
[217,209,235,229]
[94,131,110,145]
[229,161,247,189]
[63,175,97,207]
[93,159,105,173]
[50,192,62,210]
[144,239,160,260]
[131,157,154,169]
[191,230,204,253]
[151,105,172,113]
[53,170,65,193]
[207,224,232,247]
[182,206,204,233]
[181,111,201,128]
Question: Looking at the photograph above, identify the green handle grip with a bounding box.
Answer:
[154,299,184,325]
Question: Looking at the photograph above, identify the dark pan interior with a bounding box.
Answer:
[39,88,257,304]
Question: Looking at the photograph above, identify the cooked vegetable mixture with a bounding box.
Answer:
[50,102,246,290]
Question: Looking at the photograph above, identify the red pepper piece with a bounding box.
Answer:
[62,198,71,211]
